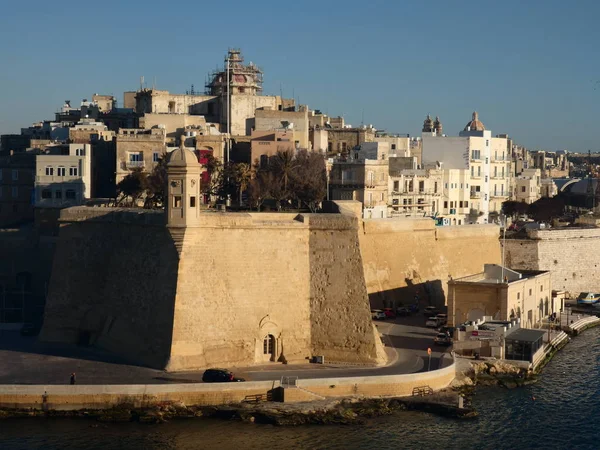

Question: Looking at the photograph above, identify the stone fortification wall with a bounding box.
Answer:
[358,217,502,307]
[41,208,383,371]
[167,212,382,370]
[505,227,600,296]
[40,208,179,369]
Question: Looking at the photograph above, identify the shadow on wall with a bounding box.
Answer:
[38,208,179,369]
[368,279,446,310]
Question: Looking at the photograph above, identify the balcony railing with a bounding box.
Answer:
[127,160,145,168]
[470,191,482,199]
[491,192,508,198]
[390,189,441,196]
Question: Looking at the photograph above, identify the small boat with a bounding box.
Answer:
[577,292,600,305]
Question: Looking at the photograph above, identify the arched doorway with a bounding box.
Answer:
[263,334,276,362]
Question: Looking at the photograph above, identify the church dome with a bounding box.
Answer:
[168,145,200,167]
[464,111,485,131]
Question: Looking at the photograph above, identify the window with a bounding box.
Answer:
[11,186,18,198]
[517,293,520,300]
[444,201,448,209]
[66,189,76,199]
[391,144,396,150]
[55,190,62,199]
[540,285,543,292]
[173,196,182,208]
[486,140,489,146]
[419,181,425,192]
[354,152,359,160]
[494,167,498,177]
[445,183,448,189]
[521,186,526,193]
[465,201,468,207]
[471,150,481,160]
[12,169,18,181]
[471,166,474,176]
[485,175,488,182]
[380,192,384,201]
[190,196,196,207]
[76,148,85,156]
[45,166,54,176]
[42,189,52,199]
[69,167,78,176]
[239,87,245,94]
[477,167,481,176]
[485,157,489,164]
[529,289,532,296]
[393,181,400,191]
[129,152,143,162]
[434,182,438,193]
[153,152,160,162]
[57,167,66,176]
[459,201,463,208]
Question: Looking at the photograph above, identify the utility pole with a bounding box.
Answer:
[226,54,231,164]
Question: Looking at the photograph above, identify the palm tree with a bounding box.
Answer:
[235,163,252,206]
[273,150,297,205]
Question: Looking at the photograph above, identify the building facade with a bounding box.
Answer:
[116,128,167,183]
[448,264,553,329]
[34,144,92,207]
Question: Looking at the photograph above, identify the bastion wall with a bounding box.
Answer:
[357,214,502,307]
[41,208,383,370]
[505,227,600,296]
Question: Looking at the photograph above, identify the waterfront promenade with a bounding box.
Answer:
[0,316,450,385]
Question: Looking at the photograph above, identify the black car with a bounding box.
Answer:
[202,368,245,383]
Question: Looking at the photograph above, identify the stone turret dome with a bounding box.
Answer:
[434,116,443,134]
[422,114,434,132]
[168,143,200,167]
[464,111,485,131]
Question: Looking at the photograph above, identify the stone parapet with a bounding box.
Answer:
[0,360,455,410]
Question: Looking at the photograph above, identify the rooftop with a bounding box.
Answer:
[505,328,546,343]
[451,264,548,285]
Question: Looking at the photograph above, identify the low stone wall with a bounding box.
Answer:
[0,362,455,410]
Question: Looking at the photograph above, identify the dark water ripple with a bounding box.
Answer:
[1,328,599,450]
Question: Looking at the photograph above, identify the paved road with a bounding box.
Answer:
[0,314,451,385]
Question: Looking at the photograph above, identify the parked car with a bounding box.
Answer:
[424,306,439,317]
[409,303,420,313]
[434,333,453,346]
[371,310,386,320]
[20,323,41,336]
[435,314,448,325]
[383,308,396,319]
[202,368,245,383]
[426,317,441,328]
[396,306,411,316]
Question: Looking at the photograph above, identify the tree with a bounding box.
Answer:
[527,196,565,222]
[289,150,327,212]
[273,150,297,195]
[144,153,168,208]
[114,168,147,207]
[234,163,252,206]
[201,154,223,202]
[502,200,529,219]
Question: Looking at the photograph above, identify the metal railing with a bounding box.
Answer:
[126,160,145,168]
[470,191,482,198]
[281,376,298,388]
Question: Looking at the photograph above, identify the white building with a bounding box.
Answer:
[421,112,512,223]
[34,143,92,207]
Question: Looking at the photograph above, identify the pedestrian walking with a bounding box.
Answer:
[70,372,76,385]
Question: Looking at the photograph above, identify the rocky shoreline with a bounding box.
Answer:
[0,394,477,425]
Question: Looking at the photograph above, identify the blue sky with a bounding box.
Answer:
[1,0,599,151]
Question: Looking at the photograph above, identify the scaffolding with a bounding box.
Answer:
[205,48,264,95]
